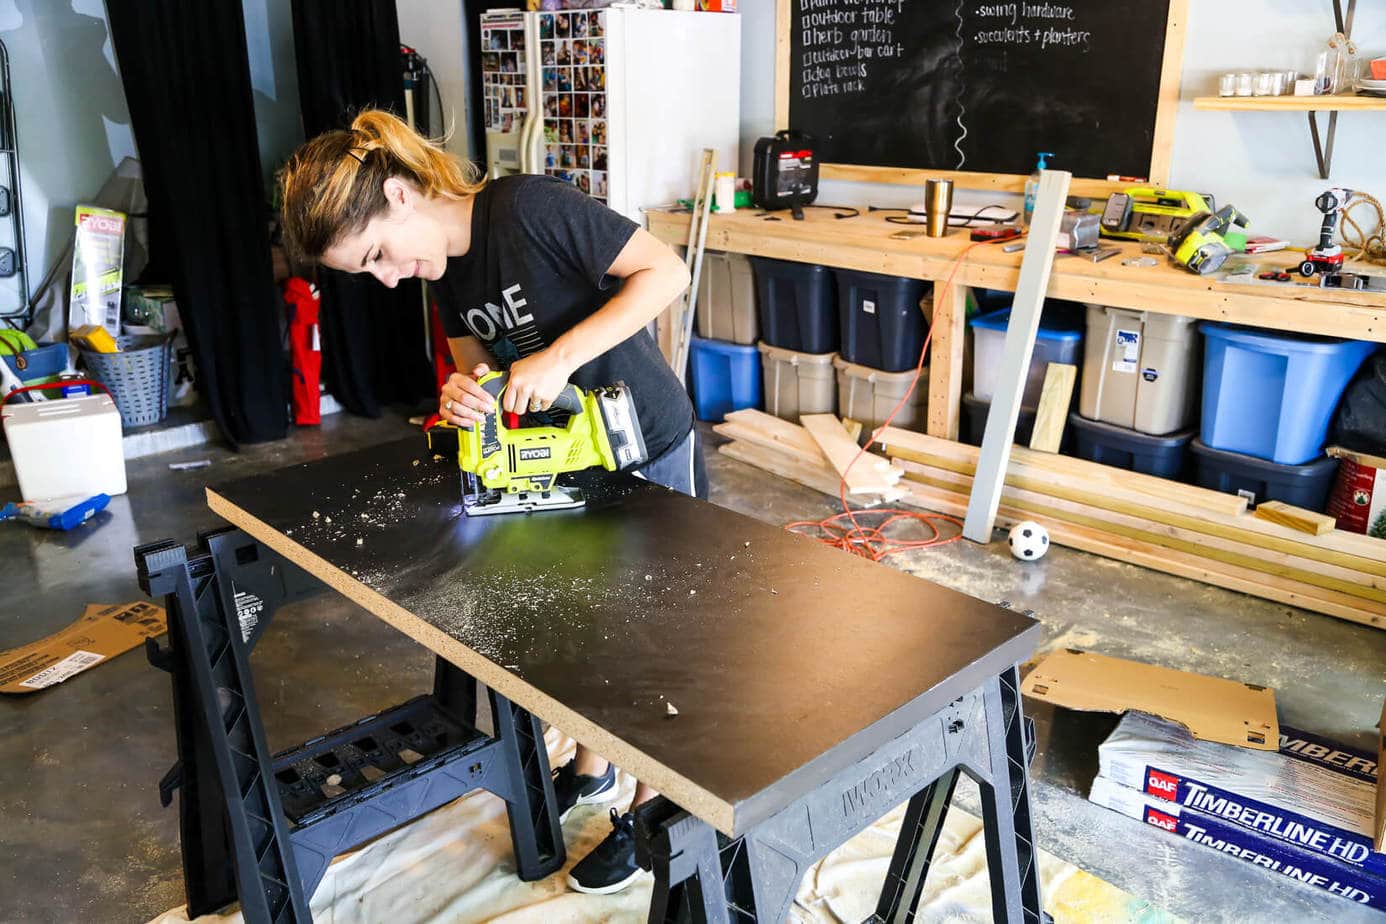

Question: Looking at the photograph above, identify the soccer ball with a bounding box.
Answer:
[1008,521,1050,561]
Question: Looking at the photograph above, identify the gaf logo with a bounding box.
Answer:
[1146,769,1179,799]
[518,447,551,461]
[79,213,123,234]
[1144,807,1178,832]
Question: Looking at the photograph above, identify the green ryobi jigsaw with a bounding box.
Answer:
[427,370,647,516]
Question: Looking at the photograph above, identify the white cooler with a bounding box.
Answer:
[2,393,126,500]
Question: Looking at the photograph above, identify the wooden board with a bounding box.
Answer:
[964,170,1071,543]
[1028,363,1077,454]
[717,433,1386,628]
[1254,501,1336,536]
[205,438,1034,835]
[643,209,1386,343]
[800,413,902,497]
[880,437,1386,576]
[896,459,1386,603]
[898,481,1386,631]
[878,426,1249,518]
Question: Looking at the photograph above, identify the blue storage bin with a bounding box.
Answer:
[1,341,67,382]
[1190,439,1339,510]
[749,256,837,353]
[1199,324,1378,465]
[1068,413,1194,479]
[970,309,1084,408]
[688,336,762,422]
[835,269,928,372]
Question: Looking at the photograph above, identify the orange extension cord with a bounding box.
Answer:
[786,235,1022,561]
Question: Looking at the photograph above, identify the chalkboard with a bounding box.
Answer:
[779,0,1185,185]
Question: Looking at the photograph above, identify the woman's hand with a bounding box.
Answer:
[503,348,575,414]
[439,364,495,427]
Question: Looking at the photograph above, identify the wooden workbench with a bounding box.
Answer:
[648,207,1386,441]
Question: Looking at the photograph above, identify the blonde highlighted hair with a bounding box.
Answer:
[279,109,485,262]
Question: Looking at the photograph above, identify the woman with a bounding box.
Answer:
[279,109,703,895]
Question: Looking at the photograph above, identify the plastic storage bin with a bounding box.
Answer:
[970,309,1083,408]
[758,342,836,420]
[834,356,927,435]
[688,336,762,422]
[749,256,837,353]
[960,392,1043,449]
[1199,323,1377,465]
[2,341,68,384]
[1190,438,1340,510]
[1,392,127,500]
[1068,413,1194,479]
[1080,305,1199,435]
[835,269,928,373]
[80,334,173,427]
[695,251,758,345]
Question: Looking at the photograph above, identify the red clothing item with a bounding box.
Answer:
[284,277,322,425]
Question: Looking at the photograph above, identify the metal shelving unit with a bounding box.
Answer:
[0,39,31,326]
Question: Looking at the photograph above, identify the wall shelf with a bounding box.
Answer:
[1193,94,1386,112]
[1192,93,1385,179]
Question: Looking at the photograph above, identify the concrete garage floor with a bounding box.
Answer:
[2,412,1384,923]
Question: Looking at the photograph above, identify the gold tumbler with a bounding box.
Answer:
[924,178,954,237]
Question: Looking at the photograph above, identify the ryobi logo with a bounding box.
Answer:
[1146,768,1179,799]
[79,213,123,233]
[1144,807,1178,832]
[519,447,552,462]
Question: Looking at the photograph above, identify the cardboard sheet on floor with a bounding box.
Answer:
[1020,648,1278,750]
[0,602,166,693]
[148,731,1178,924]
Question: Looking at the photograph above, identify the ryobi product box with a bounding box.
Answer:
[1088,775,1386,912]
[1080,305,1199,435]
[1097,711,1385,879]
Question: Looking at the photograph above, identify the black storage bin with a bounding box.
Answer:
[1068,413,1193,479]
[1190,438,1340,510]
[835,269,928,372]
[962,392,1039,448]
[749,256,837,353]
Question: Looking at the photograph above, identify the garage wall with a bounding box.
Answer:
[740,2,1385,245]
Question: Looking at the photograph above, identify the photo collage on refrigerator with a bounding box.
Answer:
[539,10,608,203]
[481,21,527,140]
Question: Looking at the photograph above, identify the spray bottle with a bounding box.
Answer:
[1023,152,1054,227]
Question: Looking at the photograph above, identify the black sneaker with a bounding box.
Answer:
[551,759,619,824]
[567,809,643,895]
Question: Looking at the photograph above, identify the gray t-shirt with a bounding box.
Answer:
[435,175,692,464]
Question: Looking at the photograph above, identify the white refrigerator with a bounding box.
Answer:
[478,8,740,223]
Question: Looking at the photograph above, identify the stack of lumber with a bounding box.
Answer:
[712,409,1386,630]
[714,409,905,504]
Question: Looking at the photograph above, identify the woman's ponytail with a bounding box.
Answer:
[280,109,485,262]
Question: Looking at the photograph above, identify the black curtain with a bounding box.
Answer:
[291,0,433,417]
[105,0,288,446]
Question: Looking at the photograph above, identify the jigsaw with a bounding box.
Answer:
[427,371,647,516]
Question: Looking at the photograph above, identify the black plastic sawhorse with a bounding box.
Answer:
[135,527,564,922]
[633,667,1047,924]
[137,527,1046,924]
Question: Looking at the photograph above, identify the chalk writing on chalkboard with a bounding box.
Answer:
[789,0,1171,180]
